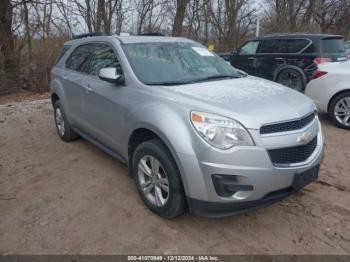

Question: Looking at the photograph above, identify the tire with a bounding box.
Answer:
[328,91,350,130]
[276,68,305,92]
[53,100,79,142]
[132,139,186,218]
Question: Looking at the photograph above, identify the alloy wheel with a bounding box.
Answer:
[334,97,350,126]
[55,107,65,136]
[137,155,170,207]
[278,69,303,92]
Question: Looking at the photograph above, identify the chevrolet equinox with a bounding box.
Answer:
[50,34,325,218]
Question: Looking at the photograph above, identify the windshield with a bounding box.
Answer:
[122,42,241,85]
[321,38,345,54]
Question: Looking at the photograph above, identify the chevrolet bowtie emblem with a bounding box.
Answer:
[297,131,312,144]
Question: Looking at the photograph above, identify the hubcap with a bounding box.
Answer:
[334,97,350,126]
[137,155,169,207]
[55,108,65,136]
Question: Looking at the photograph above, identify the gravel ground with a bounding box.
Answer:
[0,99,349,255]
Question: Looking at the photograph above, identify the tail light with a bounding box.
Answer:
[314,57,332,64]
[312,70,328,80]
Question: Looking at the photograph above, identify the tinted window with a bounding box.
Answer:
[66,44,94,73]
[239,41,260,55]
[345,42,350,49]
[282,39,310,53]
[321,38,345,54]
[260,39,310,53]
[259,39,280,53]
[90,44,123,76]
[56,45,71,64]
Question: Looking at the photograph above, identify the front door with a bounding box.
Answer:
[81,43,126,153]
[230,40,261,76]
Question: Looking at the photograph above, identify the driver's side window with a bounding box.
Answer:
[239,41,260,55]
[89,43,123,76]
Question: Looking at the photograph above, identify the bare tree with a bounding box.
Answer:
[0,0,17,78]
[172,0,190,36]
[209,0,255,50]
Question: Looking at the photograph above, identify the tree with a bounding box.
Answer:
[172,0,190,36]
[0,0,17,79]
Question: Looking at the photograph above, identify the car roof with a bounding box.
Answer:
[64,35,195,46]
[253,33,344,41]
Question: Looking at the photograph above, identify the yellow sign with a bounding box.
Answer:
[208,44,214,51]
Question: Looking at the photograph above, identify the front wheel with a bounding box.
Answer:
[53,101,79,142]
[328,91,350,129]
[132,139,186,218]
[276,69,305,92]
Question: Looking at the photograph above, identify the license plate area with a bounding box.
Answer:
[293,165,319,190]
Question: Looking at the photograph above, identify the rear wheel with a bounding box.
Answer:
[328,91,350,130]
[132,139,186,218]
[276,69,305,92]
[53,101,79,142]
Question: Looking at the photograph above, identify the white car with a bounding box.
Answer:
[306,61,350,129]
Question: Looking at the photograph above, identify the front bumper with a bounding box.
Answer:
[177,119,325,217]
[188,164,320,217]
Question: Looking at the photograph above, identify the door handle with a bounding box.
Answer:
[275,57,284,60]
[248,57,256,60]
[85,84,93,92]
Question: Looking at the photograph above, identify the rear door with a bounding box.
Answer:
[230,40,261,75]
[62,44,95,125]
[256,38,314,80]
[320,37,347,62]
[254,38,281,80]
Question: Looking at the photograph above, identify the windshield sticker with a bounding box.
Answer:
[192,47,215,56]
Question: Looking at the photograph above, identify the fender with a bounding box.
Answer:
[122,102,211,196]
[51,77,69,113]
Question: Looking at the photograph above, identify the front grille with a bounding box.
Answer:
[260,112,315,134]
[268,136,318,166]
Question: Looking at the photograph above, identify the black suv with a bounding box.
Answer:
[220,33,347,91]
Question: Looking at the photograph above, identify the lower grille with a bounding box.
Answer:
[268,136,318,166]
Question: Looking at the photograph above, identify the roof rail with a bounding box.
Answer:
[72,32,106,40]
[139,32,165,36]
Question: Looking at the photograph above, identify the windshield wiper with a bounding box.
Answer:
[189,74,240,83]
[145,74,240,86]
[145,81,189,86]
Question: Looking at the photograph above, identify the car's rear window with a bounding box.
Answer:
[320,38,345,54]
[55,45,71,64]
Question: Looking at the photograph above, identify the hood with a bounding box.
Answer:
[161,76,315,129]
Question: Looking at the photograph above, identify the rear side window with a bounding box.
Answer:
[66,44,95,73]
[55,45,71,64]
[260,39,310,54]
[89,44,123,76]
[321,38,345,54]
[281,39,310,53]
[345,42,350,49]
[259,39,280,53]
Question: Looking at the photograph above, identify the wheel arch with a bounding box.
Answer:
[51,93,60,105]
[127,126,191,196]
[273,65,307,86]
[327,89,350,113]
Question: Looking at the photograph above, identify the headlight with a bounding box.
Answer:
[190,111,254,149]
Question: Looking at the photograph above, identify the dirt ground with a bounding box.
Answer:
[0,99,350,255]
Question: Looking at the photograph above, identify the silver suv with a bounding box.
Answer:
[51,34,324,218]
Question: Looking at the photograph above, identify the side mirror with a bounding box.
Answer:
[232,49,238,55]
[98,67,124,84]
